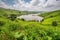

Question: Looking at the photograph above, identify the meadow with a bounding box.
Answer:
[0,8,60,40]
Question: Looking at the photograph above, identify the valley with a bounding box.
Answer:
[0,8,60,40]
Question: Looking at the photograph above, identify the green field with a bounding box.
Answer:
[0,8,60,40]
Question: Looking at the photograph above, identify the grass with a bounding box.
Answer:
[0,8,60,40]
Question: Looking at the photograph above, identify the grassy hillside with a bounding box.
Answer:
[0,8,41,16]
[0,8,60,40]
[39,10,60,18]
[39,10,60,24]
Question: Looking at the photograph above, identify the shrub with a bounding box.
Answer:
[41,19,44,22]
[16,35,24,40]
[21,18,25,21]
[19,12,21,13]
[52,33,60,40]
[8,14,17,21]
[50,16,53,18]
[3,13,8,17]
[9,24,20,31]
[52,21,57,26]
[0,21,5,26]
[0,32,16,40]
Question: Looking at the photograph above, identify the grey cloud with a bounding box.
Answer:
[0,0,60,11]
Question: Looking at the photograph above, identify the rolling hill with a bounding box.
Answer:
[39,10,60,24]
[0,8,60,40]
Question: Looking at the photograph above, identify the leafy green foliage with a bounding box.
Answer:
[52,21,57,26]
[0,21,5,26]
[8,14,17,21]
[9,24,20,31]
[21,18,25,21]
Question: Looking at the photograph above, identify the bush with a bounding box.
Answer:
[41,19,44,22]
[16,35,24,40]
[0,21,5,26]
[21,18,25,21]
[9,24,20,31]
[8,14,17,21]
[52,33,60,40]
[52,21,57,26]
[3,13,8,17]
[50,16,53,18]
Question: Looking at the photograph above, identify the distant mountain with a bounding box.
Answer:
[0,7,44,15]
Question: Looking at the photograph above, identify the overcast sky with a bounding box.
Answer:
[0,0,60,11]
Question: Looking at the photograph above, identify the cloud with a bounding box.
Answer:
[0,0,8,8]
[0,0,60,11]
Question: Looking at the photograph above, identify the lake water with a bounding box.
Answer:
[17,13,44,22]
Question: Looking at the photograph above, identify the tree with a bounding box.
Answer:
[9,14,17,21]
[52,21,57,26]
[50,16,53,18]
[21,18,25,21]
[40,19,44,24]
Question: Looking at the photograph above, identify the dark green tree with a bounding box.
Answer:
[52,21,57,26]
[9,14,17,21]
